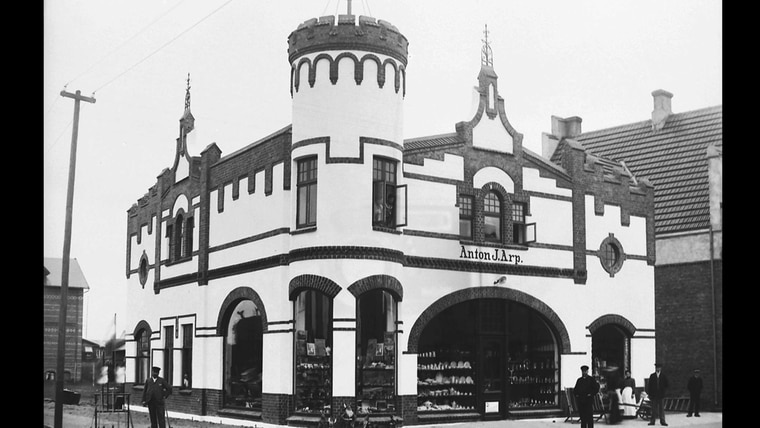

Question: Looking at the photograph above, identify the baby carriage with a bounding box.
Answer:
[635,391,652,420]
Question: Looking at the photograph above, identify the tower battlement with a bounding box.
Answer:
[288,15,408,65]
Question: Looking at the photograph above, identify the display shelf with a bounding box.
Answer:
[417,349,477,413]
[357,334,397,415]
[506,355,558,409]
[295,352,332,414]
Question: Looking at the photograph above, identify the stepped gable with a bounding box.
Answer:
[287,14,409,65]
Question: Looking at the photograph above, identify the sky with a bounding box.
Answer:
[43,0,722,341]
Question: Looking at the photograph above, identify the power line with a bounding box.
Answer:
[64,0,188,89]
[92,0,235,95]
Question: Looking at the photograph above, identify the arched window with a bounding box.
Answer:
[483,192,501,242]
[136,329,151,384]
[174,214,184,260]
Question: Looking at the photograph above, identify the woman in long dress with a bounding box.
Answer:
[620,369,637,417]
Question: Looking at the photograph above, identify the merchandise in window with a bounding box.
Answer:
[294,290,333,415]
[297,157,318,228]
[357,290,397,415]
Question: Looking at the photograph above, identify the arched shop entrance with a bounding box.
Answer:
[218,287,268,411]
[411,289,568,421]
[589,316,634,390]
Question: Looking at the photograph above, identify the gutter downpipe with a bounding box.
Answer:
[709,224,718,407]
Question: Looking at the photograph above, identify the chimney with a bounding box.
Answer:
[543,116,582,159]
[651,89,673,131]
[551,115,583,139]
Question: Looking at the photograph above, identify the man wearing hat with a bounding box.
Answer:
[142,366,172,428]
[645,363,669,426]
[686,369,703,417]
[574,365,600,428]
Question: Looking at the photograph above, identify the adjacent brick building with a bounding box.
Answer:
[122,9,660,426]
[43,257,90,382]
[544,93,723,410]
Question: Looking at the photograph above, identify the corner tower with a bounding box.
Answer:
[287,8,409,239]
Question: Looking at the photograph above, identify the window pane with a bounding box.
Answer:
[460,219,472,238]
[484,192,500,213]
[512,203,525,222]
[307,183,318,224]
[484,216,500,241]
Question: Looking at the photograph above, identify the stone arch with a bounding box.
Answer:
[360,53,382,87]
[311,53,334,87]
[406,286,572,353]
[289,274,342,300]
[333,52,359,85]
[293,57,312,93]
[587,314,636,337]
[347,275,403,301]
[216,286,269,335]
[133,319,152,338]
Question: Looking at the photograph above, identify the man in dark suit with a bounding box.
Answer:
[142,366,172,428]
[574,365,600,428]
[646,363,669,426]
[686,369,703,417]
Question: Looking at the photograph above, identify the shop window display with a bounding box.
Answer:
[356,290,397,415]
[224,300,263,410]
[294,290,333,415]
[417,299,560,417]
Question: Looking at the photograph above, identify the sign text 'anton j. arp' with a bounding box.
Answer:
[459,246,523,264]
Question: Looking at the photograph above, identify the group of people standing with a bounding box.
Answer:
[573,363,703,428]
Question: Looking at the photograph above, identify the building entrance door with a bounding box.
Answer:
[479,335,506,419]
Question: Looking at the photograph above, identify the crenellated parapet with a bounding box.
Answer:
[288,15,408,65]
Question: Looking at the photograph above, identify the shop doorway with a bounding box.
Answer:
[417,298,559,420]
[591,324,630,389]
[223,300,264,410]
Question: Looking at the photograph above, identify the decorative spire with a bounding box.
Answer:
[347,0,352,15]
[180,73,195,136]
[184,73,191,111]
[481,24,493,67]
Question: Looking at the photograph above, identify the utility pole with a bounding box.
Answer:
[54,89,95,428]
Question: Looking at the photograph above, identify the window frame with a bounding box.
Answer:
[181,323,193,389]
[483,191,502,243]
[372,157,401,229]
[163,325,174,385]
[296,156,318,229]
[136,329,151,385]
[458,195,474,239]
[598,234,625,276]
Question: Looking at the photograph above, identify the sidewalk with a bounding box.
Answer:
[44,402,722,428]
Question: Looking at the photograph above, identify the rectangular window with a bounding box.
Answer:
[373,158,398,228]
[512,202,526,244]
[459,195,473,239]
[181,324,192,388]
[164,326,174,385]
[165,224,174,262]
[184,217,194,258]
[136,330,150,384]
[296,157,318,228]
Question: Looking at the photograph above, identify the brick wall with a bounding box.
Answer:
[655,260,722,410]
[262,393,292,425]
